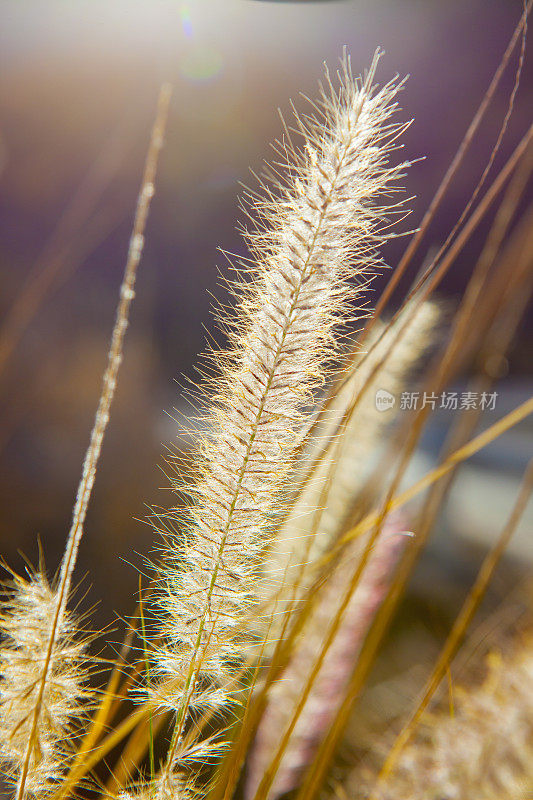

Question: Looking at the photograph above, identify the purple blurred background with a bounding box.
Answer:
[0,0,531,622]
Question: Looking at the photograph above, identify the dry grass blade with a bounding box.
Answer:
[290,395,533,800]
[338,396,533,553]
[406,196,533,571]
[291,221,533,795]
[362,0,530,342]
[68,610,141,778]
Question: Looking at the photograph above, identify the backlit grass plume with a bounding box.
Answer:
[146,50,411,782]
[0,571,90,798]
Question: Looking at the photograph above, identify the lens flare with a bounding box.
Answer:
[180,3,193,38]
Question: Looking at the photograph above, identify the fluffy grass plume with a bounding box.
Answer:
[146,50,411,785]
[0,571,90,798]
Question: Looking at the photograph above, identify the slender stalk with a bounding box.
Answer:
[13,85,171,800]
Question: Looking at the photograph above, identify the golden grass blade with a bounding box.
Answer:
[292,214,533,795]
[338,395,533,553]
[103,711,169,797]
[69,613,140,776]
[290,397,530,798]
[409,198,533,558]
[51,706,155,800]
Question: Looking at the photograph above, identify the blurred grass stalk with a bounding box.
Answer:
[0,85,171,800]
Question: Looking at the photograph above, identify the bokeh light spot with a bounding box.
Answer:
[180,46,224,82]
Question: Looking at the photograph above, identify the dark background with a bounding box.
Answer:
[0,0,531,627]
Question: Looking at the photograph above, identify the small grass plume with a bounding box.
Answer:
[0,569,91,798]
